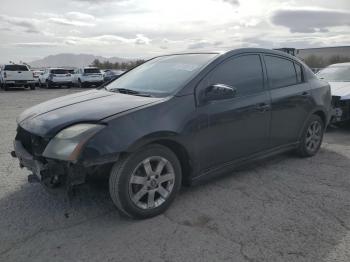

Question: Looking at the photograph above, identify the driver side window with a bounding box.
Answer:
[204,54,264,97]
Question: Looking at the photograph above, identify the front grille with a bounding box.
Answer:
[15,126,49,156]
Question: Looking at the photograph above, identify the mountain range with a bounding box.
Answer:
[30,53,132,68]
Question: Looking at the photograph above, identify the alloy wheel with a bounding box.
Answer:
[305,120,322,152]
[129,156,175,210]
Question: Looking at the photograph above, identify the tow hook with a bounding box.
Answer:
[10,151,17,158]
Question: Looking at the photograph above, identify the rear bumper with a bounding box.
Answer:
[82,78,104,83]
[4,80,35,85]
[48,80,73,85]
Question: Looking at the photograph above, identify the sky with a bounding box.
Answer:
[0,0,349,63]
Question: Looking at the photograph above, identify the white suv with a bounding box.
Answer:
[73,67,103,88]
[0,64,35,91]
[39,68,73,88]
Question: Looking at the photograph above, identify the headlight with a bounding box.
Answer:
[43,123,104,161]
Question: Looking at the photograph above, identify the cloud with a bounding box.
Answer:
[271,8,350,33]
[73,0,129,3]
[46,12,96,27]
[0,15,39,33]
[13,42,58,48]
[48,17,95,26]
[65,12,95,21]
[222,0,240,6]
[187,40,223,49]
[63,34,151,46]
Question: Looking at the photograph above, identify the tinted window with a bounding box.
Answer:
[106,54,218,97]
[206,54,264,96]
[4,65,28,71]
[84,68,100,74]
[265,56,297,89]
[294,63,303,83]
[50,69,69,74]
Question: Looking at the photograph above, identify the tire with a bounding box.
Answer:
[4,83,9,91]
[109,144,182,219]
[78,79,83,88]
[296,114,324,157]
[46,80,52,89]
[30,84,35,90]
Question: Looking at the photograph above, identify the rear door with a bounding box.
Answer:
[263,55,313,147]
[195,54,271,171]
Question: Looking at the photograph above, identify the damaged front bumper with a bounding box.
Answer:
[12,140,88,192]
[331,96,350,123]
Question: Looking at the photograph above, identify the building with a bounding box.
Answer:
[296,46,350,60]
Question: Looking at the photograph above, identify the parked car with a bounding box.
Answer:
[317,62,350,123]
[12,48,331,219]
[32,70,44,87]
[39,68,73,88]
[103,69,125,82]
[0,64,35,91]
[73,67,103,88]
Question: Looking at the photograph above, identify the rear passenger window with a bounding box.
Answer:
[294,63,303,83]
[206,54,264,96]
[265,56,297,89]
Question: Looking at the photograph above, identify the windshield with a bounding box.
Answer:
[4,65,28,71]
[317,66,350,82]
[51,69,69,74]
[84,68,100,74]
[105,54,218,97]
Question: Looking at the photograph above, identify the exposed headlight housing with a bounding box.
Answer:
[43,123,104,161]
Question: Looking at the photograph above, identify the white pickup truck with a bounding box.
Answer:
[0,64,35,91]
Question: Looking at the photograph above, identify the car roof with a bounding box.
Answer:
[328,62,350,67]
[155,48,300,62]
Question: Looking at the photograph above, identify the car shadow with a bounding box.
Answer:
[0,87,30,92]
[1,146,350,261]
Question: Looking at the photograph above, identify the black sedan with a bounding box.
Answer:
[12,48,331,219]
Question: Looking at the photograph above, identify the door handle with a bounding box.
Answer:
[255,103,270,112]
[301,91,310,96]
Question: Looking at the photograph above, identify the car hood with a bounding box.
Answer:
[329,82,350,100]
[18,89,163,137]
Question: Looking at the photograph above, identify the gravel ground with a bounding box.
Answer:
[0,87,349,262]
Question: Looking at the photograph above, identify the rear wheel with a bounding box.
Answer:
[30,84,35,90]
[46,80,52,89]
[297,114,324,157]
[78,79,84,88]
[109,144,182,219]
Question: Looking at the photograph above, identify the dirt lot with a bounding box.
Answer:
[0,88,349,262]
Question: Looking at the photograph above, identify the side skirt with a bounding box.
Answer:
[190,142,299,185]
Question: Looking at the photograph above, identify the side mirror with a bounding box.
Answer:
[204,84,237,102]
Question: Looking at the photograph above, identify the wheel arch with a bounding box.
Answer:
[298,107,328,140]
[124,133,194,185]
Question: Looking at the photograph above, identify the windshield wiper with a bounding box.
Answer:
[108,88,152,97]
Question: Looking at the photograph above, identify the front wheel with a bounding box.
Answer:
[109,144,182,219]
[297,114,324,157]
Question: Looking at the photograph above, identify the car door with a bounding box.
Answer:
[195,54,271,172]
[263,55,314,147]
